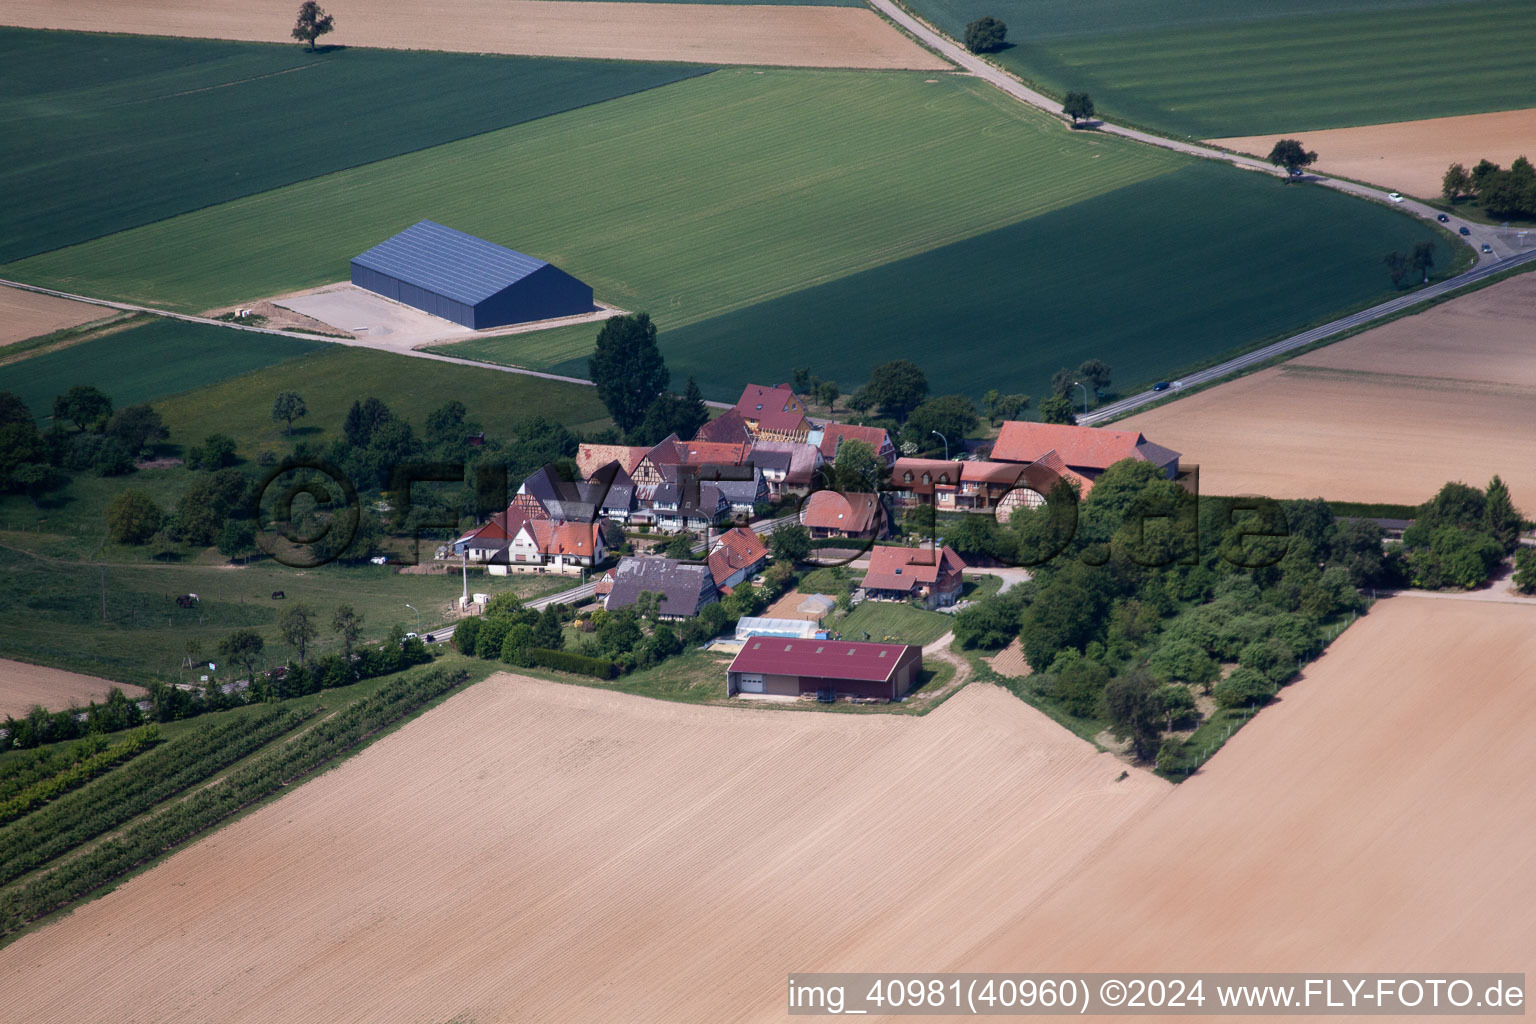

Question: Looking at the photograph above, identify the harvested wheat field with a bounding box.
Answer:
[0,660,145,719]
[0,286,108,348]
[1210,107,1536,198]
[1120,272,1536,505]
[0,0,948,70]
[0,677,1161,1023]
[964,597,1536,998]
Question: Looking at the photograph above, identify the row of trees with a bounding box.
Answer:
[1383,242,1437,288]
[1443,157,1536,219]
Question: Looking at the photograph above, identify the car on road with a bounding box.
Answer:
[1152,381,1171,392]
[1387,192,1404,203]
[1436,213,1449,222]
[1482,243,1494,253]
[1460,226,1471,235]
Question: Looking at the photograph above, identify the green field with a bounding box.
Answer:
[902,0,1536,135]
[644,162,1455,399]
[0,29,711,262]
[2,319,322,421]
[836,599,953,647]
[4,70,1183,318]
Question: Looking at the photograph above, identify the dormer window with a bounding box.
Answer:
[903,471,913,483]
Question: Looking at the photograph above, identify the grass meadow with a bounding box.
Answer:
[5,70,1184,318]
[904,0,1536,136]
[4,319,322,421]
[624,163,1455,399]
[835,600,953,647]
[0,542,567,684]
[0,29,710,263]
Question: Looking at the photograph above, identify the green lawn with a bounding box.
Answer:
[0,29,711,262]
[650,161,1454,399]
[0,542,568,684]
[4,319,323,422]
[835,600,953,647]
[149,345,612,461]
[5,69,1182,322]
[907,0,1536,136]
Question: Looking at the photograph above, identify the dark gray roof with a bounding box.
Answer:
[1135,440,1182,469]
[605,557,718,617]
[352,220,549,306]
[713,478,764,503]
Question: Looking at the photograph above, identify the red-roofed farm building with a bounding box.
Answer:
[727,638,923,701]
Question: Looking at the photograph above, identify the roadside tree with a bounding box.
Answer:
[1267,138,1318,180]
[963,16,1007,53]
[1063,92,1095,126]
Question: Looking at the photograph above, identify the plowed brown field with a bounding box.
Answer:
[1120,272,1536,505]
[963,598,1536,1005]
[0,0,948,70]
[0,286,108,348]
[0,678,1161,1022]
[0,660,145,718]
[1210,107,1536,197]
[4,598,1533,1019]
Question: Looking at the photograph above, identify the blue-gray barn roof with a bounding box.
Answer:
[352,220,550,306]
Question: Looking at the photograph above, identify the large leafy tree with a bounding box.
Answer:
[332,605,364,669]
[291,1,335,50]
[1037,394,1077,425]
[903,394,978,453]
[631,377,708,446]
[271,391,307,436]
[53,385,112,431]
[1267,138,1318,179]
[1482,475,1521,553]
[861,359,928,422]
[589,313,669,435]
[963,16,1007,53]
[280,603,319,666]
[1062,92,1095,126]
[106,404,169,454]
[104,490,165,544]
[217,629,265,683]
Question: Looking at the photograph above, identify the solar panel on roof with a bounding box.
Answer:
[351,220,550,306]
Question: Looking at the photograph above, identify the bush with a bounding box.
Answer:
[963,15,1007,53]
[1147,637,1219,685]
[1213,667,1275,710]
[527,647,616,679]
[104,489,165,544]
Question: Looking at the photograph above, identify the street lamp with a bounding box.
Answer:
[931,430,949,460]
[405,603,420,634]
[1073,381,1089,417]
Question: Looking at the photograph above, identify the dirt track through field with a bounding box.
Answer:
[1120,272,1536,505]
[0,285,109,348]
[962,598,1536,1004]
[0,660,145,718]
[1210,107,1536,198]
[0,0,948,70]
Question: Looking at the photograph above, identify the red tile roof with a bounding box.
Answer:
[892,457,962,488]
[801,490,881,534]
[679,441,749,466]
[576,444,648,479]
[991,422,1148,470]
[693,408,753,444]
[959,461,1028,484]
[523,519,600,556]
[817,422,892,460]
[735,383,808,434]
[707,526,770,586]
[728,638,919,683]
[860,544,966,592]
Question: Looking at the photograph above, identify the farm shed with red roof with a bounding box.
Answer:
[727,638,923,701]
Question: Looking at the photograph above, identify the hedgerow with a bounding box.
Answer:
[526,648,616,679]
[0,726,160,825]
[0,708,312,888]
